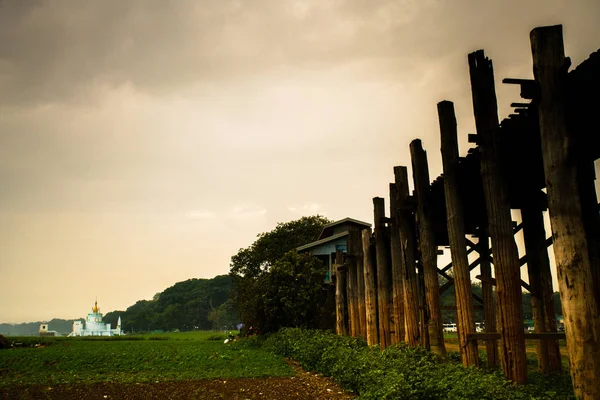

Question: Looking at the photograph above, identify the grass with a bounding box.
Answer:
[0,331,292,386]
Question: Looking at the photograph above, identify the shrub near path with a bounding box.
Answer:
[264,328,575,400]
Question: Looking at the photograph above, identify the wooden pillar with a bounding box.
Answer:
[335,250,347,336]
[521,203,562,373]
[374,197,391,350]
[437,101,479,367]
[389,184,406,344]
[362,228,378,346]
[469,50,526,383]
[531,25,600,398]
[394,166,421,346]
[578,161,600,310]
[478,227,499,370]
[346,254,357,337]
[417,258,430,349]
[410,139,446,357]
[351,229,367,339]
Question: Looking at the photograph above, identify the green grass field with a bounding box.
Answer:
[0,331,293,386]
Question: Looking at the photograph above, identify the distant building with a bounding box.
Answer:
[69,300,122,337]
[297,217,371,284]
[39,323,60,337]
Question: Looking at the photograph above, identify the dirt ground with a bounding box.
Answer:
[0,361,356,400]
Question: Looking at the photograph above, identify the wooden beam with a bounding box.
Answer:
[438,100,479,367]
[389,184,406,345]
[373,197,391,350]
[410,139,446,357]
[531,24,600,398]
[394,166,421,346]
[469,50,527,383]
[361,228,378,346]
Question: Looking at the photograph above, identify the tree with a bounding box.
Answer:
[259,251,327,332]
[230,215,331,332]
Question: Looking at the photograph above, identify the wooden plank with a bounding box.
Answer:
[410,139,446,357]
[374,197,391,350]
[438,100,479,368]
[389,184,406,345]
[361,229,378,346]
[469,50,526,383]
[394,166,421,346]
[531,24,600,398]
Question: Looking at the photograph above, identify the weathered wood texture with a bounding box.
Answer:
[362,228,379,346]
[469,50,527,383]
[389,183,406,344]
[477,227,499,370]
[394,166,421,346]
[437,101,479,367]
[350,229,367,339]
[531,25,600,398]
[374,197,392,350]
[417,258,430,349]
[346,249,358,337]
[410,139,446,357]
[335,250,347,336]
[521,204,562,373]
[578,160,600,311]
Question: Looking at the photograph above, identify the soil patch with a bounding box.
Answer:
[0,360,356,400]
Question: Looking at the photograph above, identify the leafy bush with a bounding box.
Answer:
[206,333,227,341]
[261,328,574,400]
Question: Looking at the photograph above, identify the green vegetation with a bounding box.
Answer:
[103,274,237,333]
[0,331,292,386]
[259,328,575,399]
[230,215,333,333]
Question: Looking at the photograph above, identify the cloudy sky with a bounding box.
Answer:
[1,0,599,323]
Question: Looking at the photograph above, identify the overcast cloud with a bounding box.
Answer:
[1,0,599,322]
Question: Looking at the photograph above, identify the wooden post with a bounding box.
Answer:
[374,197,391,350]
[578,161,600,310]
[394,166,421,346]
[417,258,430,349]
[335,250,347,336]
[389,184,406,344]
[469,50,526,383]
[478,227,499,370]
[362,228,379,346]
[410,139,446,357]
[437,101,479,367]
[350,229,367,339]
[521,203,562,373]
[346,254,358,337]
[531,25,600,398]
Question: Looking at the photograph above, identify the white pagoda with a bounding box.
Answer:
[69,300,122,337]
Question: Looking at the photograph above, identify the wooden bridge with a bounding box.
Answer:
[330,25,600,399]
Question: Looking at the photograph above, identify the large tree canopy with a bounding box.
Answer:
[230,215,332,333]
[230,215,331,279]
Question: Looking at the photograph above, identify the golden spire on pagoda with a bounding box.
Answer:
[92,299,99,313]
